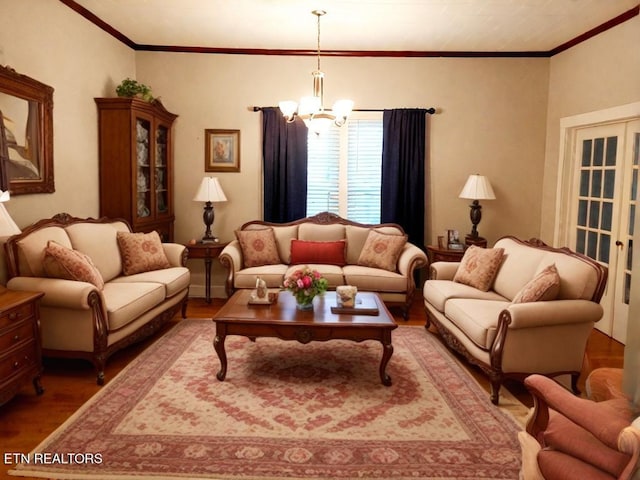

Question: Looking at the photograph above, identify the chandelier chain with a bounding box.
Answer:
[277,9,353,132]
[316,11,322,71]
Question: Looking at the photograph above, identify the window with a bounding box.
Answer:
[306,113,383,223]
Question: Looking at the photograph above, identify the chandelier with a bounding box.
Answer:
[279,10,354,134]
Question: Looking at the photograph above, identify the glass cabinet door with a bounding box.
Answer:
[135,118,151,219]
[155,125,169,215]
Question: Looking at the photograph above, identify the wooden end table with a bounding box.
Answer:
[212,290,398,386]
[0,289,45,406]
[426,245,466,263]
[185,241,228,303]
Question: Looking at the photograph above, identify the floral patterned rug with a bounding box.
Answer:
[11,320,524,479]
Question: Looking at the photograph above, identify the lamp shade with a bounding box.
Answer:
[0,190,21,237]
[459,174,496,200]
[193,177,227,203]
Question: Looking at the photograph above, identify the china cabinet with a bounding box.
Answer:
[95,97,178,241]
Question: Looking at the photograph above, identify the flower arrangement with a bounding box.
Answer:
[283,266,328,309]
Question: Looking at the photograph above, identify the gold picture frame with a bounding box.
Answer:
[204,129,240,172]
[0,65,55,195]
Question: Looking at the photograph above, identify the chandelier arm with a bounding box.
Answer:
[279,9,355,130]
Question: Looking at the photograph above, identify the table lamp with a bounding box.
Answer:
[193,177,227,243]
[458,174,495,246]
[0,190,21,237]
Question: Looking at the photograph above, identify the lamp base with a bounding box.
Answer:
[465,235,487,248]
[201,236,219,244]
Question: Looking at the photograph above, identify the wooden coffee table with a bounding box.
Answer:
[212,290,397,386]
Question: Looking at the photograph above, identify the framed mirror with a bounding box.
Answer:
[0,65,54,195]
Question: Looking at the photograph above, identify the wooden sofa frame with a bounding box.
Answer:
[3,213,189,384]
[424,237,608,404]
[220,211,428,318]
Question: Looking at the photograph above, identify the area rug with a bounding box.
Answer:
[11,320,525,480]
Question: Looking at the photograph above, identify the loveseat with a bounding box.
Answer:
[219,212,428,317]
[3,213,190,384]
[423,236,607,404]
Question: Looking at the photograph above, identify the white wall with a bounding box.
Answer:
[4,1,635,299]
[136,53,548,296]
[0,0,135,227]
[542,15,640,241]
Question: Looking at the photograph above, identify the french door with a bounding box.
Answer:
[569,120,640,343]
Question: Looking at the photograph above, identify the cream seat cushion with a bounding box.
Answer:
[423,279,508,312]
[343,265,407,293]
[234,264,289,289]
[109,266,190,298]
[102,282,166,331]
[444,298,511,350]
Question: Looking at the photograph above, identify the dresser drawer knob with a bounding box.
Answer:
[13,360,20,369]
[13,334,20,341]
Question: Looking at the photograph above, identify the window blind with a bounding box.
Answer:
[306,115,383,223]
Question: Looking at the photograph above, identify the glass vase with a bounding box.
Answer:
[296,297,314,311]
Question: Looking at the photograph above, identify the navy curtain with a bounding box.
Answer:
[262,107,308,222]
[381,108,427,248]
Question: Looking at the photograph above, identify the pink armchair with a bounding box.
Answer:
[518,374,640,480]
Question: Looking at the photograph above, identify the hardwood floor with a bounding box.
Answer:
[0,295,624,480]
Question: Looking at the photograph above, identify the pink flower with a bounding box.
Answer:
[296,279,304,289]
[302,276,312,288]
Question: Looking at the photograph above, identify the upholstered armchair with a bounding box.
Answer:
[518,374,640,480]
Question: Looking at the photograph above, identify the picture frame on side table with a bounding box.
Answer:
[447,229,463,250]
[205,129,240,172]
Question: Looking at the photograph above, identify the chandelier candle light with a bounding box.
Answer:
[458,174,496,246]
[193,177,227,243]
[279,10,354,134]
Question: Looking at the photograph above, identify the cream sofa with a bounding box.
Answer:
[423,236,608,404]
[3,213,190,384]
[219,212,428,317]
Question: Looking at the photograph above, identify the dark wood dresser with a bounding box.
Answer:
[0,289,44,406]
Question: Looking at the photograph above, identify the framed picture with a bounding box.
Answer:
[204,129,240,172]
[447,229,462,249]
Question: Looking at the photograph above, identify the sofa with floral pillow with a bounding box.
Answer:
[423,236,608,404]
[3,213,190,384]
[219,212,428,317]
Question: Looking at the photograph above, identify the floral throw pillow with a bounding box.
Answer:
[117,231,171,275]
[235,228,281,267]
[453,246,504,292]
[512,264,560,303]
[43,240,105,289]
[357,230,408,272]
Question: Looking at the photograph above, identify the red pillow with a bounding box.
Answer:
[289,239,347,266]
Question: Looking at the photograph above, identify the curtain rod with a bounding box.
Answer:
[251,106,436,114]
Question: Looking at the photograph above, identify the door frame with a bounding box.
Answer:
[554,102,640,246]
[554,102,640,341]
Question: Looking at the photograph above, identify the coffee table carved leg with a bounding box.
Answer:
[213,334,227,381]
[380,342,393,386]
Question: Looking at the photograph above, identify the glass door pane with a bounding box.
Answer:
[136,118,151,219]
[155,125,169,215]
[574,135,617,264]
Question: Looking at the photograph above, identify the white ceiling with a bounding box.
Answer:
[69,0,638,53]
